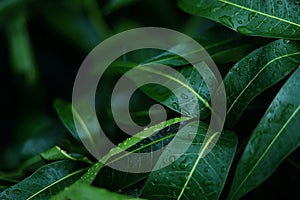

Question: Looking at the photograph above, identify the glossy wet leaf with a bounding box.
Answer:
[51,183,144,200]
[129,63,212,119]
[141,121,237,200]
[77,117,190,185]
[178,0,300,39]
[228,67,300,200]
[146,26,270,66]
[224,39,300,127]
[0,160,87,200]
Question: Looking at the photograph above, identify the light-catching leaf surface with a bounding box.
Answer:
[128,64,212,119]
[229,67,300,200]
[77,117,190,185]
[141,121,237,200]
[224,39,300,127]
[0,160,87,200]
[178,0,300,39]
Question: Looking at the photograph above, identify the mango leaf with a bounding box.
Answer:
[146,26,270,66]
[54,99,80,141]
[77,117,190,185]
[41,146,93,164]
[141,121,237,200]
[103,0,140,15]
[7,13,37,85]
[178,0,300,39]
[50,183,144,200]
[0,160,88,200]
[38,2,101,52]
[127,63,212,119]
[96,123,181,191]
[224,39,300,127]
[228,67,300,200]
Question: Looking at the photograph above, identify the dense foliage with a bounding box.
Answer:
[1,0,299,199]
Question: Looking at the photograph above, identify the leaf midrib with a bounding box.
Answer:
[177,132,219,199]
[26,168,88,200]
[218,0,300,28]
[231,105,300,199]
[140,66,212,111]
[227,51,300,115]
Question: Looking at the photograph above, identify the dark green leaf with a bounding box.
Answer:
[224,39,300,127]
[0,160,87,200]
[178,0,300,39]
[141,121,237,200]
[54,99,80,141]
[7,13,37,85]
[103,0,140,15]
[50,183,144,200]
[146,26,270,66]
[229,67,300,200]
[77,117,190,185]
[128,64,211,119]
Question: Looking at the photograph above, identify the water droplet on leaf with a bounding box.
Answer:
[172,102,179,110]
[237,26,253,34]
[219,16,234,28]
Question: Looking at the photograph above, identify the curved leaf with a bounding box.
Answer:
[141,121,237,200]
[0,160,87,200]
[146,26,270,66]
[229,67,300,200]
[77,117,190,185]
[224,39,300,127]
[128,63,212,119]
[178,0,300,39]
[54,99,80,141]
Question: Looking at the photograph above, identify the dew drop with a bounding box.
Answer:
[283,39,290,44]
[181,93,188,99]
[295,0,300,4]
[13,189,22,195]
[237,26,253,34]
[179,161,190,169]
[169,155,176,163]
[172,102,179,110]
[180,175,189,181]
[204,180,214,186]
[219,16,234,28]
[204,167,209,172]
[221,166,227,172]
[150,181,155,186]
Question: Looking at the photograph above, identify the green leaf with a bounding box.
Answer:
[228,67,300,200]
[141,121,237,200]
[41,146,93,164]
[0,160,88,200]
[50,183,144,200]
[224,39,300,127]
[96,123,181,192]
[128,63,211,119]
[54,99,80,141]
[178,0,300,39]
[146,26,270,66]
[103,0,140,15]
[7,13,37,85]
[77,117,190,185]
